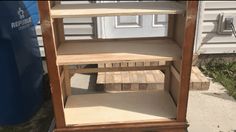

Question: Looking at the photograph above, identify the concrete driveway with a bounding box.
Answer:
[187,81,236,132]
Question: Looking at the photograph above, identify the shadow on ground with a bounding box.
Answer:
[0,74,54,132]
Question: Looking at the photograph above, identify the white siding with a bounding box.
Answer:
[194,1,236,54]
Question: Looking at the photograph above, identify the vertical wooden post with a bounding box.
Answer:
[177,1,198,122]
[63,66,71,96]
[168,14,175,38]
[164,62,171,91]
[38,1,66,128]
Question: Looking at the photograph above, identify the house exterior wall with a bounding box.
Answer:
[194,1,236,54]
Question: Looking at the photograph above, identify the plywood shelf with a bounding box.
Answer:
[57,38,181,65]
[65,91,176,126]
[51,2,185,18]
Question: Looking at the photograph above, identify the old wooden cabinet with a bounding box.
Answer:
[38,1,198,132]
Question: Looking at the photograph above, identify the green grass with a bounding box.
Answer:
[200,59,236,100]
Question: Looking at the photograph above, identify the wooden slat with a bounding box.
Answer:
[121,71,131,90]
[71,66,167,74]
[64,91,176,125]
[97,72,105,84]
[51,2,185,18]
[129,71,139,91]
[145,71,157,90]
[57,38,181,65]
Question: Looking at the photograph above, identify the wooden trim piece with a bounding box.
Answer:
[168,14,175,38]
[177,1,198,122]
[54,121,187,132]
[38,1,66,128]
[170,66,180,82]
[164,62,171,91]
[70,66,167,74]
[63,66,71,96]
[54,18,65,47]
[60,70,65,83]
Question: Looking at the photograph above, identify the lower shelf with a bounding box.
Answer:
[64,91,176,126]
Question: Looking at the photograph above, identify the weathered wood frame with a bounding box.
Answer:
[38,1,198,131]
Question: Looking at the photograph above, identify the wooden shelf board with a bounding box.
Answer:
[65,91,176,126]
[57,38,181,65]
[51,2,185,18]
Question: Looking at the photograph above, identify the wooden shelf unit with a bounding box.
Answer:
[38,1,198,132]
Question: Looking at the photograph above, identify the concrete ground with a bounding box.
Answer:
[187,81,236,132]
[71,73,236,132]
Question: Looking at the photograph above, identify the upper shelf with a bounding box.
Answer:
[56,38,181,65]
[51,2,186,18]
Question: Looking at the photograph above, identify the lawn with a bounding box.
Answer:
[200,59,236,100]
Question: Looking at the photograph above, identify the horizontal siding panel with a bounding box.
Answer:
[36,25,41,36]
[64,25,93,35]
[204,1,236,9]
[63,18,92,24]
[36,24,93,36]
[202,33,236,43]
[198,44,236,54]
[39,47,45,57]
[37,37,43,46]
[65,36,93,40]
[61,1,90,4]
[203,10,236,21]
[38,35,93,47]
